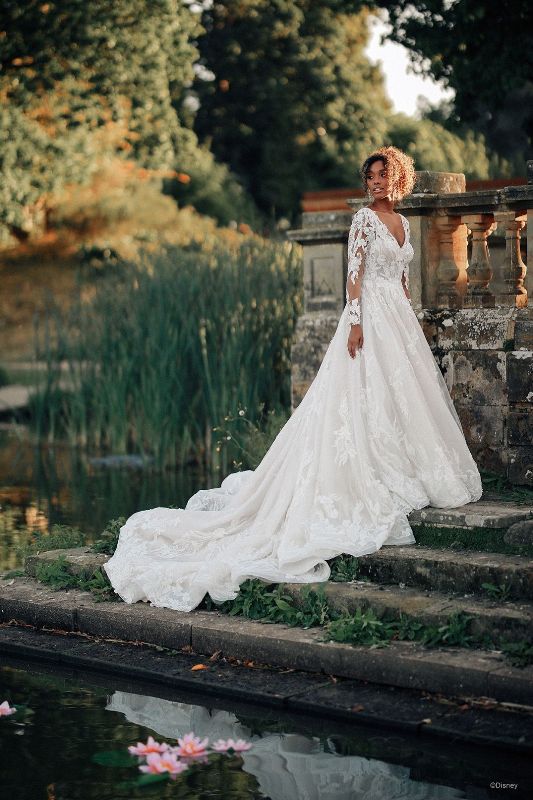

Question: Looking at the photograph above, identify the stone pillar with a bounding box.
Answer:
[435,215,467,308]
[526,161,533,304]
[463,213,496,306]
[501,214,527,308]
[403,171,466,309]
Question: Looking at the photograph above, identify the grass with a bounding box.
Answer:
[480,468,533,504]
[30,238,302,471]
[16,524,86,561]
[34,555,115,602]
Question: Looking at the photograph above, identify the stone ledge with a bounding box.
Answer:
[3,626,533,753]
[356,545,533,600]
[408,501,532,529]
[0,577,532,706]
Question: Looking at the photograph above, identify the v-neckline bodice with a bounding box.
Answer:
[367,207,407,249]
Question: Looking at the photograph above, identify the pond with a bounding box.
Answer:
[1,657,531,799]
[0,425,212,571]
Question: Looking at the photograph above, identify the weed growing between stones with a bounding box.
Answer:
[481,581,512,601]
[34,556,115,601]
[210,579,532,668]
[480,469,533,504]
[91,517,127,555]
[329,555,360,582]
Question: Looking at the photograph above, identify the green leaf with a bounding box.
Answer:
[92,751,138,767]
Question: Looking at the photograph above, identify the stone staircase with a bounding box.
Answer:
[2,499,532,706]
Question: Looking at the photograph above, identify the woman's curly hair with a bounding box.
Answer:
[360,146,416,202]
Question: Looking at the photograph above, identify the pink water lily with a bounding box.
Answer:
[173,732,209,758]
[0,701,16,717]
[211,737,252,753]
[128,735,169,756]
[139,752,187,776]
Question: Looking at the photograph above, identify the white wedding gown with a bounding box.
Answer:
[104,206,483,611]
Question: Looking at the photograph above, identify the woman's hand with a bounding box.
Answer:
[347,324,363,359]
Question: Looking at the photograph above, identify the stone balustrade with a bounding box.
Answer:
[286,170,533,486]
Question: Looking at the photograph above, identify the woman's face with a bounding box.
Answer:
[365,160,390,200]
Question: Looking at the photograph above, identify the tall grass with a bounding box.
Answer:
[31,238,302,471]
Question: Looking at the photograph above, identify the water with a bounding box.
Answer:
[0,426,212,571]
[1,658,531,799]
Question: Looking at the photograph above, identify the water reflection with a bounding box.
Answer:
[0,426,210,570]
[107,691,469,799]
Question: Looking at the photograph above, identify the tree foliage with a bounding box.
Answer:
[0,0,202,233]
[382,0,532,171]
[387,114,491,179]
[193,1,391,218]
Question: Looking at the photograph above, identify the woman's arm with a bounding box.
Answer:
[346,209,371,358]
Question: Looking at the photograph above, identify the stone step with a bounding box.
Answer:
[407,500,532,530]
[353,545,533,600]
[24,547,533,646]
[285,580,533,645]
[0,576,532,707]
[24,546,108,579]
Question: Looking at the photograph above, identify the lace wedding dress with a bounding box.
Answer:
[104,206,482,611]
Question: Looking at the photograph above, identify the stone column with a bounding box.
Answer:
[402,171,466,309]
[526,161,533,304]
[495,211,527,308]
[463,213,496,306]
[435,214,467,308]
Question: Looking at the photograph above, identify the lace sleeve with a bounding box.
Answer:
[401,216,410,293]
[346,208,371,326]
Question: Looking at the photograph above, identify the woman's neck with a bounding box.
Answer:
[369,197,395,214]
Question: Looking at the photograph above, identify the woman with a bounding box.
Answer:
[104,145,482,612]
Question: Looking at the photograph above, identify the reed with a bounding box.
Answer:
[31,238,302,471]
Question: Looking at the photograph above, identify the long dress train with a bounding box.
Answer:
[104,206,483,611]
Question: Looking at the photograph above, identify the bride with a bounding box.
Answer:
[104,145,483,612]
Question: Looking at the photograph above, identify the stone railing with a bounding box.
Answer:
[286,170,533,486]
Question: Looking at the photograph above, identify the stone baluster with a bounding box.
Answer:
[492,213,527,307]
[463,213,496,306]
[525,208,532,306]
[435,214,467,308]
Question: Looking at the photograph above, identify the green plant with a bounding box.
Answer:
[499,640,533,668]
[32,239,302,471]
[34,555,116,601]
[415,612,475,648]
[328,555,359,583]
[327,608,395,647]
[480,469,533,504]
[213,406,289,471]
[16,524,86,560]
[92,517,127,555]
[34,556,81,590]
[481,581,512,601]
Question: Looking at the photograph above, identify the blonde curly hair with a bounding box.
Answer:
[361,146,416,202]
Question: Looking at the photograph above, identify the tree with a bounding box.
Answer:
[381,0,532,172]
[193,1,391,219]
[387,114,491,178]
[0,0,202,234]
